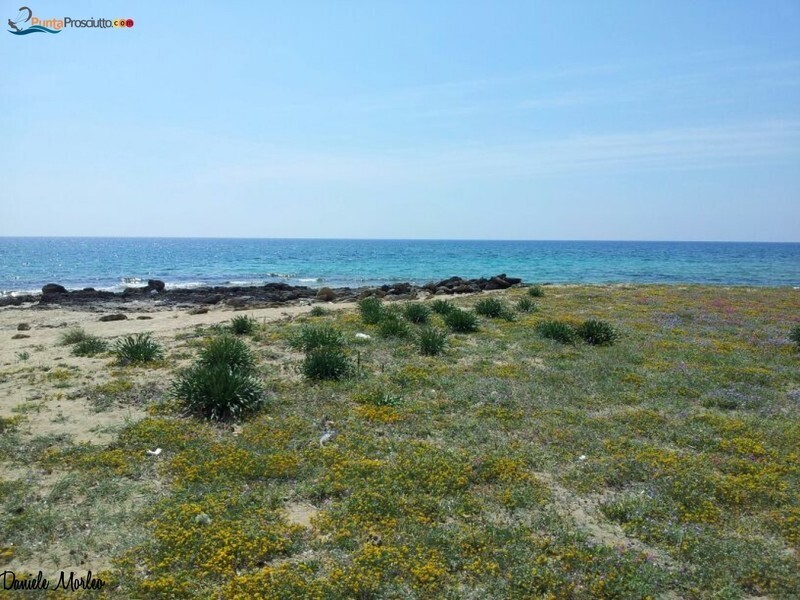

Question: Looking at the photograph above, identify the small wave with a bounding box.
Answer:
[297,277,325,283]
[10,25,61,35]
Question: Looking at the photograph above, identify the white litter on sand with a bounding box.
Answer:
[146,448,162,456]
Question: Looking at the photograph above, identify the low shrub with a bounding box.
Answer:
[474,297,511,318]
[790,324,800,350]
[403,303,431,324]
[444,308,479,333]
[309,306,330,317]
[430,299,455,315]
[114,333,164,365]
[418,327,448,356]
[230,314,257,335]
[60,328,91,345]
[199,335,255,371]
[72,336,108,357]
[536,320,577,344]
[171,363,263,420]
[577,320,618,346]
[516,297,537,313]
[528,285,545,297]
[302,346,352,381]
[359,297,384,325]
[290,325,345,351]
[378,313,410,338]
[352,387,402,407]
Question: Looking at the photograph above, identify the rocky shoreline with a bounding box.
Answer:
[0,274,525,311]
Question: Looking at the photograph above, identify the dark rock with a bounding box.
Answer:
[146,279,166,293]
[435,287,453,295]
[453,284,478,294]
[42,283,67,295]
[486,276,512,290]
[17,323,30,331]
[0,295,33,307]
[98,313,127,322]
[136,316,153,320]
[316,287,336,302]
[12,333,30,339]
[390,282,412,294]
[436,276,463,288]
[188,307,208,315]
[201,295,223,305]
[504,277,522,285]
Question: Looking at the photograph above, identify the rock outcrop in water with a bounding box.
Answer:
[0,274,525,310]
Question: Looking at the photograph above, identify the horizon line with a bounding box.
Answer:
[1,236,799,244]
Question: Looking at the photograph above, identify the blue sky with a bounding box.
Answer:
[1,1,799,241]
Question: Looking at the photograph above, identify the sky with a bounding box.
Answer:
[1,1,799,241]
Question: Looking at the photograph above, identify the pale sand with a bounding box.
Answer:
[0,301,357,429]
[0,301,359,577]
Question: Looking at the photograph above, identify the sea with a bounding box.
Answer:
[0,238,798,296]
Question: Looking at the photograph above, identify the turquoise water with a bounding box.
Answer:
[1,238,798,295]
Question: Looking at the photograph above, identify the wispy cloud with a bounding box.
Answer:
[205,120,800,184]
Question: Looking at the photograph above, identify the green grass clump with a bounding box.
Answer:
[790,324,800,350]
[291,325,345,351]
[474,297,509,318]
[309,306,330,317]
[59,328,91,345]
[528,285,545,297]
[230,315,257,335]
[475,298,514,321]
[359,297,384,325]
[72,336,108,357]
[417,327,448,356]
[114,333,164,365]
[302,347,352,381]
[199,335,255,371]
[516,297,537,313]
[536,320,577,344]
[172,334,262,420]
[444,308,479,333]
[171,363,263,421]
[430,299,455,315]
[576,319,618,346]
[403,303,431,324]
[378,313,410,338]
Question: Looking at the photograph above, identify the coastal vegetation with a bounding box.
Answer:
[113,333,164,366]
[0,285,799,598]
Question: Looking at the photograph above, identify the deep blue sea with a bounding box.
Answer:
[0,238,798,295]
